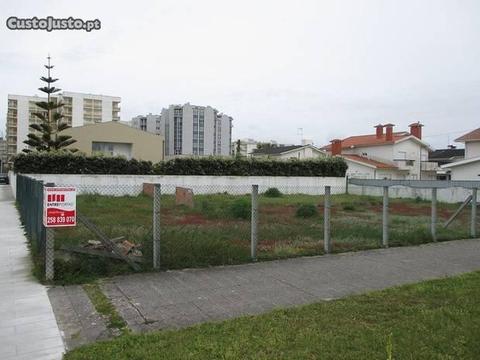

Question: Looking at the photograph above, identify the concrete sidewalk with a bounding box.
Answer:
[102,238,480,333]
[0,185,64,360]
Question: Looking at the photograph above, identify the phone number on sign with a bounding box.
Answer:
[46,216,75,225]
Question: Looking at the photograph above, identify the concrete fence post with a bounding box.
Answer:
[251,185,259,261]
[382,186,389,248]
[431,188,437,242]
[324,186,331,254]
[153,184,161,269]
[472,188,477,238]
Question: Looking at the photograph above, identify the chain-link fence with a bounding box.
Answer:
[15,176,478,282]
[16,175,46,254]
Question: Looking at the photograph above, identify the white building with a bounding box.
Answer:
[232,138,259,157]
[441,128,480,180]
[131,113,161,135]
[251,144,327,160]
[322,123,437,180]
[6,92,121,159]
[160,103,232,157]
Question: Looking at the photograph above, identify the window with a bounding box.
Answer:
[174,108,183,155]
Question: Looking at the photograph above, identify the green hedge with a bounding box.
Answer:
[13,152,347,177]
[13,152,154,175]
[154,157,347,177]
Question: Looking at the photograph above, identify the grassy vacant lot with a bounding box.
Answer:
[64,271,480,359]
[53,191,469,284]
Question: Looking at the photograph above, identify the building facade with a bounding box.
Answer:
[233,138,259,157]
[6,92,121,160]
[131,113,162,135]
[323,123,438,180]
[441,128,480,180]
[62,121,164,163]
[160,103,232,157]
[0,137,7,173]
[251,144,327,160]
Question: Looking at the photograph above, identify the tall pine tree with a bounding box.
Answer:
[23,55,76,152]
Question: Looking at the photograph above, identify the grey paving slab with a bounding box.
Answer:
[0,185,65,360]
[103,238,480,333]
[47,285,112,351]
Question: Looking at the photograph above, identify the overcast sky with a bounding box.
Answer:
[1,0,479,149]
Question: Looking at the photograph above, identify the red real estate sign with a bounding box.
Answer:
[43,187,77,227]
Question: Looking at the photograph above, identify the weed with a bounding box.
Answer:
[296,204,318,218]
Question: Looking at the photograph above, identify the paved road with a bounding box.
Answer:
[0,185,64,360]
[103,238,480,333]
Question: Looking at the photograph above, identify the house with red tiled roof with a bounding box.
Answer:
[322,123,437,180]
[441,128,480,180]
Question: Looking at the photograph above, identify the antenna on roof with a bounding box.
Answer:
[297,128,303,145]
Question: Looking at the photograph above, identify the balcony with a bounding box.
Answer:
[393,159,415,170]
[421,161,439,172]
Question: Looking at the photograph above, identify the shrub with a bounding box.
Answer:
[343,204,356,211]
[229,198,251,219]
[264,187,282,197]
[295,204,318,218]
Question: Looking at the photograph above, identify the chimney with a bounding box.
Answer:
[330,139,342,156]
[384,123,394,141]
[409,122,423,139]
[374,124,384,139]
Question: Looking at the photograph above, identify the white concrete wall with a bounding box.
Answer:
[11,172,475,203]
[465,141,480,159]
[23,174,347,196]
[349,184,473,203]
[8,171,16,198]
[345,160,406,180]
[450,161,480,181]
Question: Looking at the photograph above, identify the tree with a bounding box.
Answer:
[256,142,278,150]
[23,55,76,152]
[234,139,243,158]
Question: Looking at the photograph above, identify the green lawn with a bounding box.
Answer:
[64,271,480,360]
[52,192,470,284]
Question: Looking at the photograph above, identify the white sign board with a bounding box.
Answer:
[43,187,77,227]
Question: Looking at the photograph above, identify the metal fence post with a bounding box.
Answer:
[431,188,437,242]
[324,186,331,254]
[44,182,55,281]
[153,184,161,269]
[382,186,389,248]
[251,185,259,261]
[472,188,477,238]
[45,227,55,281]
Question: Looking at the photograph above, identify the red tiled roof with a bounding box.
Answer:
[322,132,410,151]
[455,128,480,142]
[341,154,398,169]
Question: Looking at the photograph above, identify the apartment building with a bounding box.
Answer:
[5,92,121,159]
[160,103,233,157]
[131,113,162,135]
[322,123,438,180]
[0,137,7,172]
